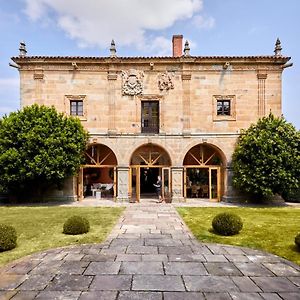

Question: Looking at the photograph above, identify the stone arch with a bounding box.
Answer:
[130,143,172,166]
[85,143,118,166]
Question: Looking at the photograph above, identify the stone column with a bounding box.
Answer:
[107,71,117,135]
[181,73,191,135]
[222,164,243,203]
[257,72,268,117]
[171,166,184,202]
[116,166,129,202]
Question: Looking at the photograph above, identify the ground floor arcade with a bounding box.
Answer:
[76,138,232,202]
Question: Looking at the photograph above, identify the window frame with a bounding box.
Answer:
[141,100,160,134]
[65,95,87,120]
[213,95,236,121]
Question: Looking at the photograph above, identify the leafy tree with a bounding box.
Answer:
[0,104,89,198]
[232,113,300,199]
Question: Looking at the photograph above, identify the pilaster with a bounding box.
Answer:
[116,166,129,201]
[257,72,268,117]
[107,71,117,135]
[171,166,184,202]
[181,72,191,136]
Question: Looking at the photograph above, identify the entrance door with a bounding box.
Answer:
[162,168,171,199]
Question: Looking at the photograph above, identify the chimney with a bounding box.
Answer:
[172,35,183,57]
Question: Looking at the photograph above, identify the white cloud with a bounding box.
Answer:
[192,14,215,29]
[23,0,204,54]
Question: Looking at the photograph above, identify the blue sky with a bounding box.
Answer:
[1,0,299,128]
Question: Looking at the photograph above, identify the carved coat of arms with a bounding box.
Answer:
[121,69,144,96]
[158,71,174,91]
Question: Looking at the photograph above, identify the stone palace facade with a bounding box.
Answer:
[11,35,291,202]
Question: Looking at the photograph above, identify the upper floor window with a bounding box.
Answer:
[141,101,159,134]
[217,100,230,116]
[70,100,83,116]
[213,95,236,122]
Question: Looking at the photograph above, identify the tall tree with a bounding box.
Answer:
[0,104,89,199]
[232,113,300,199]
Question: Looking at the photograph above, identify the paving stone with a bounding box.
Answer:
[3,260,41,275]
[158,246,193,255]
[231,276,262,292]
[120,262,163,275]
[127,245,158,254]
[132,275,185,291]
[118,291,162,300]
[0,291,17,300]
[222,246,246,255]
[164,262,207,275]
[234,263,274,276]
[18,274,54,290]
[64,253,84,261]
[116,254,142,262]
[84,262,121,275]
[79,291,118,300]
[183,275,239,292]
[141,233,171,239]
[101,246,127,255]
[58,261,90,275]
[204,262,243,276]
[82,254,116,262]
[0,274,27,290]
[10,291,39,300]
[278,292,300,300]
[35,291,81,299]
[248,255,282,263]
[145,239,182,246]
[190,245,212,255]
[289,277,300,287]
[204,254,228,262]
[205,245,228,255]
[45,274,93,291]
[230,292,264,299]
[29,260,63,275]
[251,277,299,292]
[260,293,282,300]
[89,275,132,291]
[163,291,205,299]
[168,254,205,262]
[141,254,168,262]
[263,263,300,276]
[204,292,232,300]
[110,238,144,247]
[225,255,250,262]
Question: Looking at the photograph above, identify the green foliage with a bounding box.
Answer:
[295,233,300,250]
[232,113,300,199]
[63,215,90,235]
[212,212,243,236]
[0,105,89,197]
[0,224,17,252]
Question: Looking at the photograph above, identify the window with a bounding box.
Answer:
[70,100,83,116]
[141,101,159,133]
[217,100,230,116]
[213,95,236,121]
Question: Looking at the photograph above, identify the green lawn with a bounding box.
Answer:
[177,207,300,265]
[0,206,124,266]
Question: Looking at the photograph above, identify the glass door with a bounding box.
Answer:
[209,167,220,201]
[162,168,171,200]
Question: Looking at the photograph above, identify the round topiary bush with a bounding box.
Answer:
[0,224,17,252]
[212,212,243,236]
[295,233,300,250]
[63,215,90,235]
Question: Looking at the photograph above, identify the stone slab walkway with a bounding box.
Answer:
[0,203,299,300]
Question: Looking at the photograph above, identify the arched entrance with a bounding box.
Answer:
[130,144,171,202]
[78,144,117,200]
[183,144,225,201]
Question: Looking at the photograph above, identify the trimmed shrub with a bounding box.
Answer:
[0,224,17,251]
[212,212,243,236]
[295,233,300,250]
[63,215,90,235]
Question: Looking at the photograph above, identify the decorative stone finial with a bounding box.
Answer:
[19,41,27,57]
[110,39,117,58]
[274,38,282,56]
[183,40,190,57]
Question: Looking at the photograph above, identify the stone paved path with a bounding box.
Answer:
[0,203,299,300]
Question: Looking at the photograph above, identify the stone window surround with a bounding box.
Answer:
[212,95,236,122]
[64,95,87,121]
